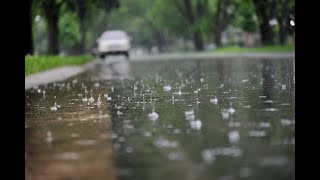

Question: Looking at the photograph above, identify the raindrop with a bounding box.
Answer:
[59,152,80,160]
[112,133,118,139]
[104,94,112,101]
[249,130,266,137]
[228,130,240,143]
[126,146,134,153]
[153,139,178,148]
[46,131,53,143]
[185,109,195,121]
[147,112,159,121]
[97,94,102,107]
[228,107,236,114]
[259,122,271,128]
[282,84,286,90]
[163,85,172,91]
[264,108,278,112]
[117,110,123,115]
[74,139,96,146]
[173,129,181,134]
[143,131,152,137]
[201,149,215,164]
[210,96,218,104]
[70,133,79,138]
[82,96,88,102]
[89,91,95,103]
[280,119,295,126]
[50,103,58,111]
[228,122,241,127]
[221,109,230,119]
[148,100,159,121]
[264,100,274,103]
[190,120,202,130]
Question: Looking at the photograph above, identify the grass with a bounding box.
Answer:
[25,55,95,75]
[213,45,295,53]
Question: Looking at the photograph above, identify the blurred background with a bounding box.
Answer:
[26,0,295,56]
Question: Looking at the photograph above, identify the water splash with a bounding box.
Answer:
[228,130,240,143]
[210,96,218,104]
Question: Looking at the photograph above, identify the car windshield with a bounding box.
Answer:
[101,31,127,39]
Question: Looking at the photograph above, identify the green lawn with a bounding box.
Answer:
[25,55,95,75]
[213,45,295,53]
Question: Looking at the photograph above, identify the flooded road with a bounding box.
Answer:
[25,57,295,180]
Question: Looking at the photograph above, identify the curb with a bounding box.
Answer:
[25,60,97,90]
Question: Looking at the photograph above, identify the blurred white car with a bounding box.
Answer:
[94,30,131,59]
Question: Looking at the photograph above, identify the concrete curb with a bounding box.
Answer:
[25,60,98,90]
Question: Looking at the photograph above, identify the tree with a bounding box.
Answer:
[233,0,258,33]
[34,0,63,55]
[252,0,275,45]
[173,0,209,51]
[210,0,236,47]
[273,0,294,45]
[26,0,34,55]
[65,0,120,54]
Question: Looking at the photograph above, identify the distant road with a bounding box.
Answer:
[129,52,295,61]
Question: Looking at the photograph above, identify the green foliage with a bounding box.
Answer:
[25,55,94,75]
[233,0,258,32]
[31,0,295,54]
[59,12,81,50]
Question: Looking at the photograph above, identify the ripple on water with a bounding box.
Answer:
[57,152,80,160]
[248,130,266,137]
[142,131,152,137]
[258,122,271,128]
[258,156,289,166]
[228,130,240,143]
[190,120,202,130]
[228,122,241,128]
[74,139,96,146]
[239,167,252,178]
[280,119,295,126]
[202,147,243,164]
[153,138,179,148]
[167,152,183,161]
[263,108,279,112]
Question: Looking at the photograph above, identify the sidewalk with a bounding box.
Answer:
[25,60,97,90]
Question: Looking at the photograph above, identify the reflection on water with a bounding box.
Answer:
[26,58,295,180]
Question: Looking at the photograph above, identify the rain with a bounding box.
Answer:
[26,58,295,180]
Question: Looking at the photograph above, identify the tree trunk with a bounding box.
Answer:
[78,1,86,54]
[193,31,204,51]
[44,1,60,55]
[25,0,33,55]
[278,18,286,45]
[78,23,86,54]
[252,0,274,45]
[259,19,274,45]
[214,29,222,48]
